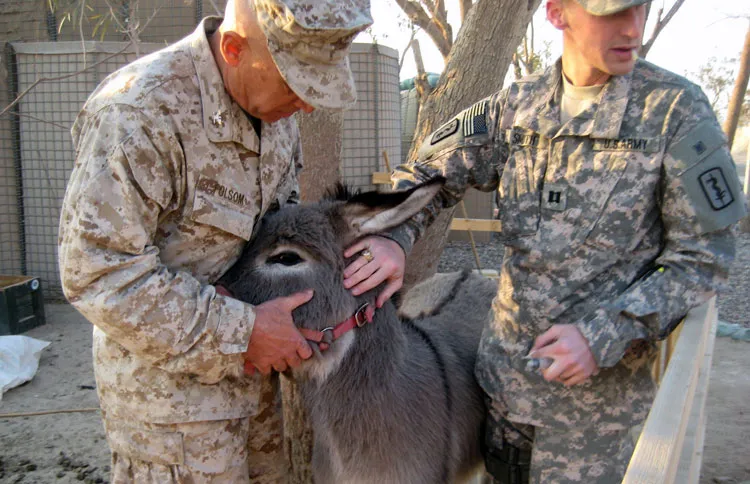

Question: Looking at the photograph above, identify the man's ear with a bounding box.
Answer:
[547,0,567,31]
[220,31,245,67]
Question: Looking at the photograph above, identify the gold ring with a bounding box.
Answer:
[361,249,374,263]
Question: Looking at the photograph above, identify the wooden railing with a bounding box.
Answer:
[623,297,718,483]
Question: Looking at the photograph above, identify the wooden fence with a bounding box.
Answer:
[624,298,717,483]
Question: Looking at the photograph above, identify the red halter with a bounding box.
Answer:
[298,303,375,345]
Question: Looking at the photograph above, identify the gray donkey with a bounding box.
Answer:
[219,179,496,483]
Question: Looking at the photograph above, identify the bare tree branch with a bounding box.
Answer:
[1,42,134,119]
[723,22,750,148]
[6,110,69,130]
[394,0,452,58]
[640,0,686,58]
[512,52,523,79]
[459,0,473,22]
[428,0,453,50]
[399,28,419,72]
[411,39,433,101]
[103,0,160,57]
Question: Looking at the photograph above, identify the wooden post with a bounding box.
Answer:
[382,150,392,172]
[285,109,344,483]
[740,143,750,233]
[281,375,314,484]
[297,110,344,202]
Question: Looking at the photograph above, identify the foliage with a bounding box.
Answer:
[512,22,553,79]
[46,0,172,42]
[47,0,112,40]
[687,56,748,123]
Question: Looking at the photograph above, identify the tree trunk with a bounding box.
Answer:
[723,23,750,150]
[297,110,344,201]
[281,375,314,484]
[284,110,344,483]
[402,0,543,290]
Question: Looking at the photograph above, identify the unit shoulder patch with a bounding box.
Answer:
[669,121,747,233]
[697,167,735,211]
[667,120,726,173]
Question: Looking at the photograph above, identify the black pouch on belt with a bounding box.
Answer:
[483,426,532,484]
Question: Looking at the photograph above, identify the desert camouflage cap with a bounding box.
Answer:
[252,0,372,110]
[575,0,650,16]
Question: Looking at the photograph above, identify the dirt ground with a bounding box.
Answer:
[0,303,748,484]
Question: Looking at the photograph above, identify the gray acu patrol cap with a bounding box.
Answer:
[252,0,372,110]
[575,0,650,16]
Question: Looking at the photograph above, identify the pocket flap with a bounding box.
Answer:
[192,177,258,240]
[106,422,184,466]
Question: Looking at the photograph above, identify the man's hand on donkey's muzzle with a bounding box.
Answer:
[243,289,315,375]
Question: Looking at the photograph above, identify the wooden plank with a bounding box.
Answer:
[623,298,715,484]
[372,172,391,185]
[0,275,33,290]
[450,218,503,232]
[676,314,717,484]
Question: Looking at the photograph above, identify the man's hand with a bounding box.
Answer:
[343,236,406,308]
[244,289,314,375]
[530,324,599,387]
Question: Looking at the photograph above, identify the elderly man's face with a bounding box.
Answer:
[220,34,314,123]
[549,0,646,84]
[235,55,314,123]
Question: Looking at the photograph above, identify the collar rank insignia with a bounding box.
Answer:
[210,110,225,128]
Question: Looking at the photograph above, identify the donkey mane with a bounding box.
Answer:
[324,183,359,202]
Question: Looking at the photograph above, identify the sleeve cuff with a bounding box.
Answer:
[382,224,417,256]
[208,294,255,354]
[574,309,646,368]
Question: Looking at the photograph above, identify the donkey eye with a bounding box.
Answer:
[267,251,303,266]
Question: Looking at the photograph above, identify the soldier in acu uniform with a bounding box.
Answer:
[346,0,747,482]
[57,0,371,482]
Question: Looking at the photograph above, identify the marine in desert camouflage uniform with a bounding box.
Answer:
[57,0,371,482]
[380,0,747,482]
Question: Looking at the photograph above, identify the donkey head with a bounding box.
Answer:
[219,178,445,335]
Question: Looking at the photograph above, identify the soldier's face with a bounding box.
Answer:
[550,0,646,84]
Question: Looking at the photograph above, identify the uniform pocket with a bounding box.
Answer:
[496,147,541,239]
[105,420,184,466]
[582,150,659,251]
[191,176,259,241]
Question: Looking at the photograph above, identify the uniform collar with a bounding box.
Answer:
[189,17,260,154]
[513,60,562,139]
[590,65,632,139]
[514,59,632,140]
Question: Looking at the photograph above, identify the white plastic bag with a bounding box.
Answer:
[0,335,51,400]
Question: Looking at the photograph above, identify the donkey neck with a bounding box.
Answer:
[315,299,408,387]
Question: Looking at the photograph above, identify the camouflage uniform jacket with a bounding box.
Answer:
[392,59,745,430]
[58,18,302,424]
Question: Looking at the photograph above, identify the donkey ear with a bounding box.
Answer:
[339,177,445,238]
